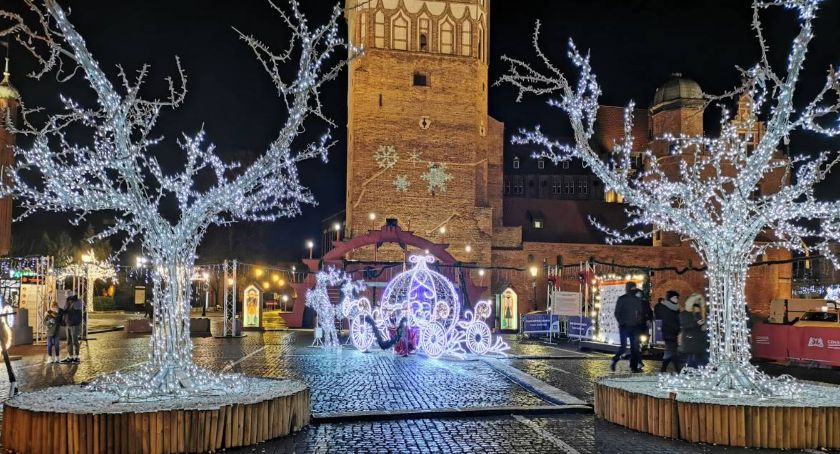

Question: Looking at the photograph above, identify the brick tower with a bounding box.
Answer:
[344,0,505,265]
[648,73,705,247]
[0,55,19,256]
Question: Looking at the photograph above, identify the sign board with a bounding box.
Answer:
[550,291,580,316]
[567,316,594,339]
[19,283,41,328]
[522,313,560,334]
[134,286,146,306]
[497,287,519,331]
[243,284,262,328]
[597,283,625,345]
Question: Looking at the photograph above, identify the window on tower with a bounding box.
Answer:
[461,21,472,56]
[419,18,430,52]
[440,20,454,54]
[478,26,485,62]
[513,157,520,169]
[374,11,385,48]
[413,72,429,87]
[392,15,408,50]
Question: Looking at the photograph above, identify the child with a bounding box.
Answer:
[44,302,61,363]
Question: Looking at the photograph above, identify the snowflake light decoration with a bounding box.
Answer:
[408,150,423,167]
[374,145,399,169]
[421,163,453,193]
[393,174,410,192]
[344,255,508,358]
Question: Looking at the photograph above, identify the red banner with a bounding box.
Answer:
[788,326,840,366]
[751,323,791,361]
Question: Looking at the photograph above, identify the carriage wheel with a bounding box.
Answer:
[350,315,376,352]
[466,322,492,355]
[421,322,447,358]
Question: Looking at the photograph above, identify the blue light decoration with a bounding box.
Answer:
[345,255,508,358]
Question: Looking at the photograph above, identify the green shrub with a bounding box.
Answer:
[93,296,115,311]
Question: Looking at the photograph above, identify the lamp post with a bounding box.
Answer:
[530,265,538,310]
[202,271,209,317]
[81,250,95,339]
[306,240,314,259]
[333,222,341,245]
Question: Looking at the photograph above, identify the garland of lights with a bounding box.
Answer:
[305,266,365,348]
[345,255,508,358]
[590,272,647,345]
[499,0,840,397]
[0,0,354,399]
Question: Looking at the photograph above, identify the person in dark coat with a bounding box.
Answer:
[655,290,681,372]
[62,295,84,364]
[611,282,645,372]
[678,293,708,368]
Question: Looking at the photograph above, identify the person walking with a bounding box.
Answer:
[611,282,645,372]
[655,290,682,372]
[62,295,84,364]
[44,302,61,363]
[679,293,708,368]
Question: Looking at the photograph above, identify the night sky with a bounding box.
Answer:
[5,0,840,265]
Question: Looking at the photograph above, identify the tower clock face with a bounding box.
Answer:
[419,116,431,130]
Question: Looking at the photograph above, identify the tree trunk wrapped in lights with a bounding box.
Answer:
[0,0,355,399]
[499,0,840,397]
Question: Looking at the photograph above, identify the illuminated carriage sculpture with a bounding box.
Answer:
[343,255,508,358]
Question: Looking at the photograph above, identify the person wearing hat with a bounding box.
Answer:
[678,293,709,368]
[655,290,682,372]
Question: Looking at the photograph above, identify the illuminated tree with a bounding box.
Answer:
[499,0,840,396]
[0,0,351,398]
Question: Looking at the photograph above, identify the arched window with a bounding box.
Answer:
[461,20,472,56]
[392,14,408,50]
[374,11,385,48]
[440,19,454,54]
[478,25,485,62]
[359,12,367,45]
[418,17,430,52]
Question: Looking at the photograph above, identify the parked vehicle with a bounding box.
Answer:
[793,302,840,328]
[768,298,826,324]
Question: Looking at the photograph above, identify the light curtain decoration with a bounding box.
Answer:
[0,0,355,398]
[499,0,840,397]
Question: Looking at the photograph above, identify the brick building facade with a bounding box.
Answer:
[342,0,791,316]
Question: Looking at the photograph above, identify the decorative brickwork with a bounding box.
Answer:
[342,1,791,318]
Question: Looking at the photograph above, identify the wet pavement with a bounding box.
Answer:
[1,329,838,453]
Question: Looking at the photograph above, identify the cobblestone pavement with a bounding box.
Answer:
[2,331,838,452]
[229,415,794,454]
[506,339,840,405]
[2,331,548,413]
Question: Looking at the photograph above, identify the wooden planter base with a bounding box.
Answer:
[2,381,310,454]
[595,380,840,449]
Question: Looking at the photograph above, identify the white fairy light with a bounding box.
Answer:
[499,0,840,397]
[306,266,365,348]
[347,255,508,357]
[1,0,355,399]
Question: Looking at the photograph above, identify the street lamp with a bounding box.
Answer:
[306,240,314,259]
[530,265,539,309]
[333,222,341,243]
[465,244,472,253]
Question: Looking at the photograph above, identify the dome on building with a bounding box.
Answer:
[652,73,702,107]
[0,58,20,101]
